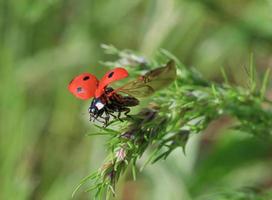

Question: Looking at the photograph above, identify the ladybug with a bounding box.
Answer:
[68,60,176,126]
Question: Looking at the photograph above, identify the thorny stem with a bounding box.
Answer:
[74,45,272,199]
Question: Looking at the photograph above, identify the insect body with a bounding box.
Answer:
[88,87,139,125]
[68,60,176,126]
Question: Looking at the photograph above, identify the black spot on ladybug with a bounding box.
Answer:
[108,72,114,78]
[83,76,90,81]
[77,87,83,93]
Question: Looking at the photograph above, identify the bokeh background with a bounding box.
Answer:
[1,0,272,199]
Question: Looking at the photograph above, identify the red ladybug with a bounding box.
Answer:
[68,60,176,126]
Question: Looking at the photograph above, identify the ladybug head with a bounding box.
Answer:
[89,98,105,115]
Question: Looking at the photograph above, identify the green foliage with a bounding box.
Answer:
[75,46,272,199]
[1,1,272,200]
[196,189,272,200]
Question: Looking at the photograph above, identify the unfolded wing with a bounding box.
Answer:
[116,60,176,98]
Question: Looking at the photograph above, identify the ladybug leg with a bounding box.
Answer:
[123,107,132,119]
[89,112,104,123]
[93,115,108,126]
[116,107,131,121]
[89,114,93,121]
[109,113,117,119]
[92,110,105,124]
[92,114,96,122]
[107,108,117,119]
[117,111,123,122]
[93,112,100,122]
[104,112,110,127]
[108,110,117,118]
[95,117,105,124]
[89,113,96,122]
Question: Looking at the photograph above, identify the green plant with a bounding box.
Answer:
[73,45,272,199]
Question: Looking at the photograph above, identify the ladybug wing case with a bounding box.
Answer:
[68,73,98,100]
[95,67,129,98]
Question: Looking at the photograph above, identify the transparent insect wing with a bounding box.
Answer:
[68,73,98,100]
[142,60,176,90]
[95,67,129,98]
[115,80,155,97]
[116,60,176,98]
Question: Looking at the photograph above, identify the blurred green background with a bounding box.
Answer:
[1,0,272,199]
